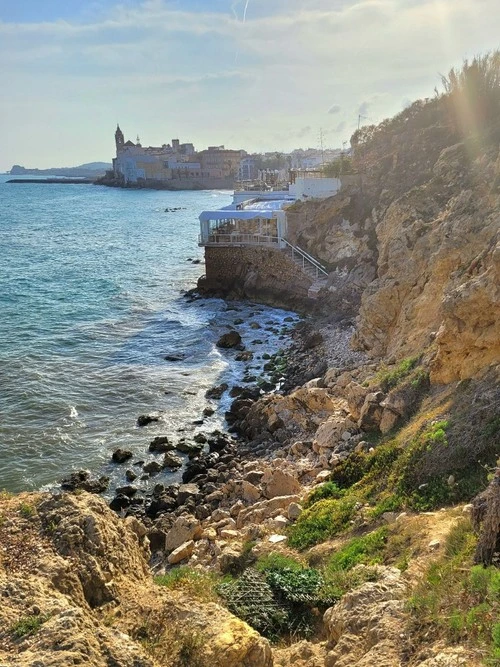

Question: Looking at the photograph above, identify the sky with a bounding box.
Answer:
[0,0,499,170]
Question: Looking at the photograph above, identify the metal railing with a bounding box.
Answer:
[281,239,328,278]
[199,233,280,246]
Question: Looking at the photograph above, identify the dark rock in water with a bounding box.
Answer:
[149,436,174,453]
[203,407,215,417]
[229,385,261,400]
[163,452,183,469]
[192,259,201,264]
[251,339,263,345]
[192,418,204,425]
[143,461,163,474]
[116,485,138,497]
[262,353,271,360]
[125,469,137,482]
[193,433,207,444]
[109,494,132,512]
[137,414,160,427]
[249,322,261,329]
[164,353,185,362]
[235,351,254,361]
[112,449,133,464]
[60,470,110,494]
[233,318,244,325]
[259,379,276,392]
[176,441,204,455]
[205,383,228,400]
[182,452,219,483]
[207,431,232,453]
[216,331,242,348]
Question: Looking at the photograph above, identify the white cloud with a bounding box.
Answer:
[1,0,500,169]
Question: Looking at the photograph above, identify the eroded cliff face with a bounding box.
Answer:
[294,101,499,384]
[353,141,500,383]
[0,492,271,667]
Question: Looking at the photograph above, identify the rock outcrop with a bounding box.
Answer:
[0,492,271,667]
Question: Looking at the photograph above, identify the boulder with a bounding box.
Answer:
[137,414,160,427]
[216,331,242,348]
[165,515,202,552]
[206,383,229,399]
[112,449,133,464]
[167,540,194,564]
[163,452,183,469]
[149,436,174,453]
[357,391,385,431]
[264,469,301,499]
[60,470,110,494]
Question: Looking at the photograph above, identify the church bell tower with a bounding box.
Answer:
[115,124,124,152]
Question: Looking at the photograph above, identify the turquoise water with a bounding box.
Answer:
[0,176,297,493]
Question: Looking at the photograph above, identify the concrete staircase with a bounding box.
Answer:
[281,240,329,299]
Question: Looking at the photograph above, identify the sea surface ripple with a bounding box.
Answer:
[0,176,297,493]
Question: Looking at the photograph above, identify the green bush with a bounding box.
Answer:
[255,553,304,573]
[376,356,420,392]
[304,481,344,508]
[327,527,389,571]
[287,497,358,550]
[10,614,47,639]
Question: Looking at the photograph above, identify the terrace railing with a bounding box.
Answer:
[281,239,328,279]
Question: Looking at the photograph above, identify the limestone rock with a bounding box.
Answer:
[167,540,194,564]
[323,566,406,666]
[165,515,202,552]
[263,469,301,499]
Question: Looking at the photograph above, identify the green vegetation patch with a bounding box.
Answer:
[375,356,420,392]
[10,614,48,639]
[155,567,220,603]
[408,519,500,665]
[287,496,358,550]
[304,481,344,508]
[326,527,389,571]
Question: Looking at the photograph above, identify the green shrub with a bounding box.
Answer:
[327,527,389,571]
[287,497,358,550]
[304,481,344,507]
[376,356,420,392]
[255,553,304,573]
[10,614,47,639]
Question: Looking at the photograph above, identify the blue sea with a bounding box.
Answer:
[0,176,298,493]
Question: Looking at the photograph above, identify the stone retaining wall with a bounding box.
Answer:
[198,245,313,311]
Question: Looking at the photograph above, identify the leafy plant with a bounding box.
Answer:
[287,497,358,550]
[10,614,48,639]
[327,527,388,571]
[304,481,344,508]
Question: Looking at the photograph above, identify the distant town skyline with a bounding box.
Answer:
[1,0,499,172]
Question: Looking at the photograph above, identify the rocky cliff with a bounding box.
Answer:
[287,96,499,384]
[0,492,271,667]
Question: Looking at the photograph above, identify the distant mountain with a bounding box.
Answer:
[9,162,112,177]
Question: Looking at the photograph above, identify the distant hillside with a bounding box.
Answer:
[9,162,112,177]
